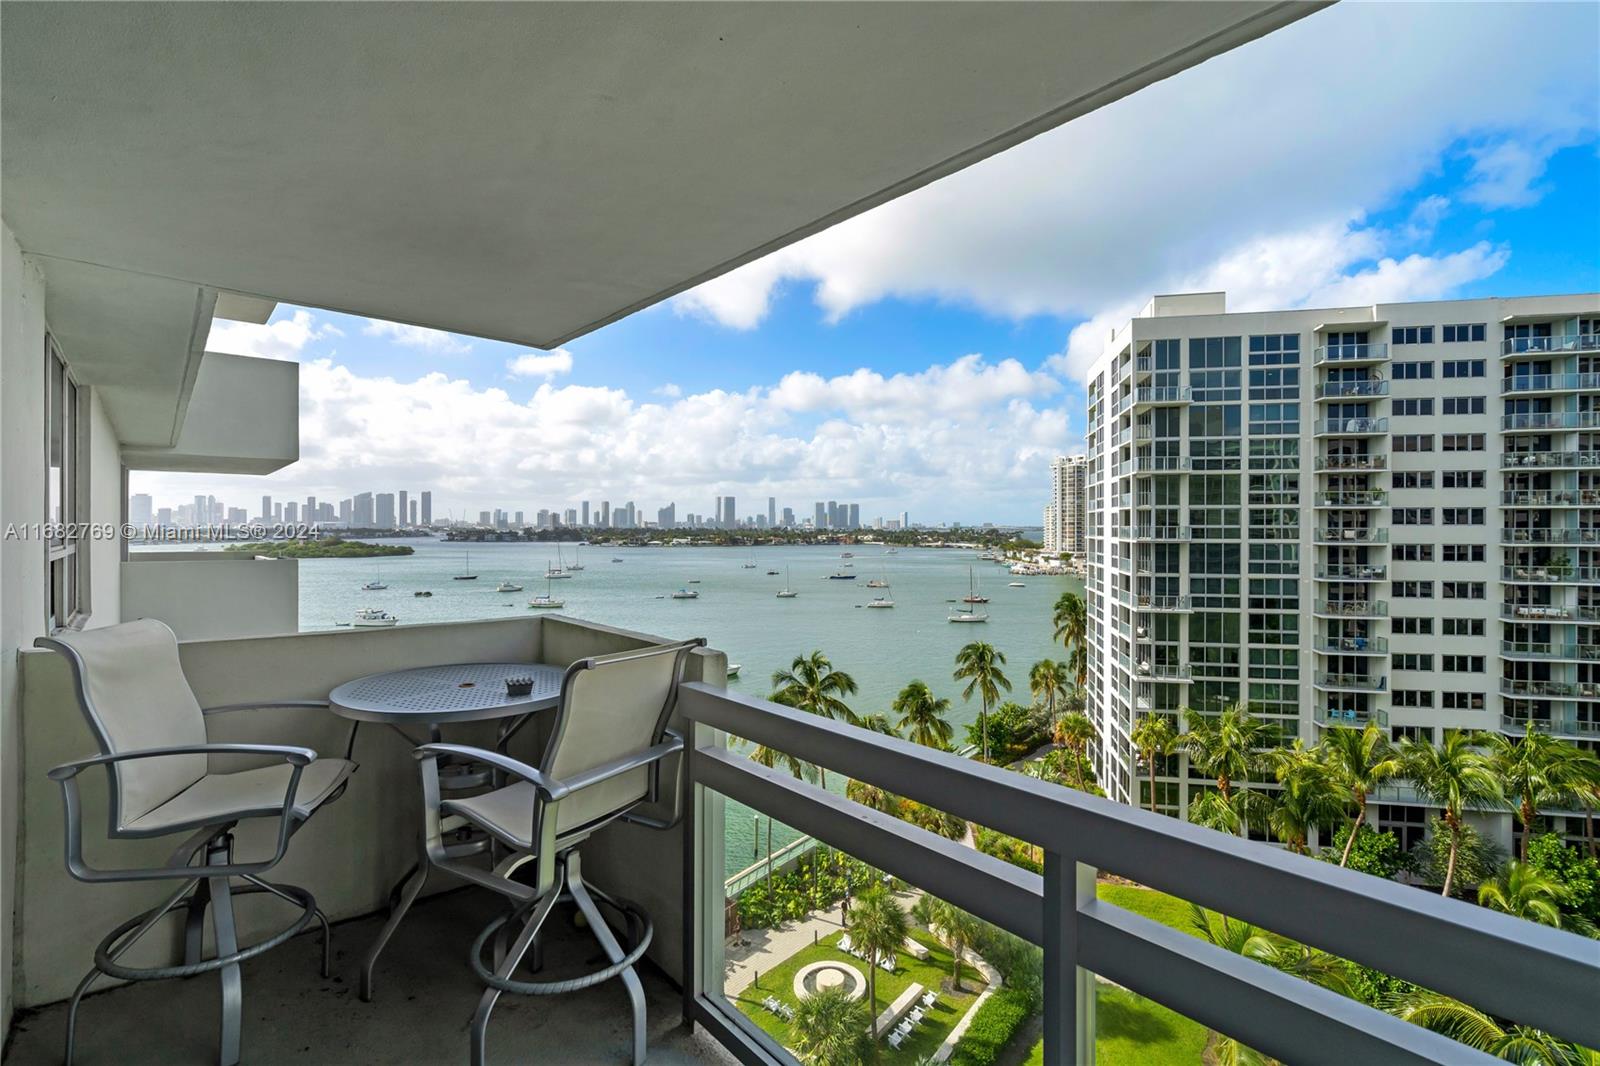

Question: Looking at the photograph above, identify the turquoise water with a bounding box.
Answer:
[237,540,1082,875]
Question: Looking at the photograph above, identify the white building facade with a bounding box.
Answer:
[1083,291,1599,851]
[1044,454,1089,557]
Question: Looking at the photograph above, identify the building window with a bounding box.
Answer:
[1442,396,1485,416]
[1441,655,1486,673]
[1443,360,1486,378]
[1442,617,1485,637]
[1393,508,1434,525]
[1392,472,1434,490]
[46,336,90,631]
[1442,544,1485,563]
[1247,334,1300,366]
[1442,507,1485,525]
[1393,617,1434,635]
[1392,361,1434,380]
[1392,326,1435,345]
[1442,581,1486,599]
[1393,398,1434,416]
[1393,690,1435,707]
[1393,434,1434,452]
[1442,324,1486,343]
[1393,543,1434,561]
[1443,691,1486,710]
[1442,433,1485,451]
[1393,580,1434,598]
[1394,653,1434,671]
[1441,470,1484,489]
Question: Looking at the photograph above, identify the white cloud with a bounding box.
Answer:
[654,383,684,398]
[206,309,331,361]
[670,3,1595,349]
[361,319,473,354]
[506,348,574,379]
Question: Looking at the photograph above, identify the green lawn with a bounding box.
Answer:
[1020,986,1210,1066]
[733,928,984,1063]
[1095,881,1205,939]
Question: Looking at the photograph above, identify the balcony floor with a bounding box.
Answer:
[5,889,732,1066]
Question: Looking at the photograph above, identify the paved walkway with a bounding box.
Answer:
[723,888,921,995]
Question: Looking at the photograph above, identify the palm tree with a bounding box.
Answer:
[845,778,899,817]
[846,885,909,1036]
[1029,659,1071,721]
[1478,726,1588,861]
[1180,704,1276,834]
[772,651,859,787]
[1320,723,1403,866]
[789,984,872,1066]
[1052,712,1098,792]
[893,680,954,750]
[1266,741,1346,855]
[1051,591,1089,690]
[1387,990,1596,1065]
[1476,861,1572,929]
[953,642,1011,761]
[856,713,899,737]
[913,895,981,992]
[1400,731,1501,897]
[1130,714,1177,815]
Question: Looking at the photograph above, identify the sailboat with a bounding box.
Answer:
[776,567,798,598]
[546,546,572,579]
[361,565,387,591]
[527,573,564,609]
[565,544,584,571]
[866,578,895,608]
[453,550,478,580]
[948,568,989,623]
[742,547,757,569]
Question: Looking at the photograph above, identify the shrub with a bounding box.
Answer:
[1410,818,1505,895]
[971,924,1042,1009]
[963,701,1050,762]
[1317,825,1413,880]
[972,828,1042,875]
[1525,831,1600,928]
[946,987,1034,1066]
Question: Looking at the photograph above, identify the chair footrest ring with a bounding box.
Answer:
[94,882,318,982]
[470,899,653,996]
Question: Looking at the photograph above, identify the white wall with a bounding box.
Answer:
[122,552,298,639]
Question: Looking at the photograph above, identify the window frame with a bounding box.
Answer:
[45,334,92,632]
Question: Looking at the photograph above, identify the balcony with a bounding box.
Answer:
[1314,672,1388,692]
[1500,678,1600,702]
[1314,527,1388,545]
[1499,527,1600,545]
[121,550,298,640]
[1314,599,1387,618]
[1501,372,1600,395]
[1131,456,1190,475]
[1501,712,1600,738]
[1502,565,1600,584]
[1502,603,1575,622]
[1500,333,1600,356]
[1136,594,1192,613]
[1313,417,1388,437]
[1316,564,1386,581]
[1133,660,1191,680]
[1501,450,1600,470]
[1134,355,1153,379]
[1313,342,1389,366]
[1315,454,1385,471]
[1315,380,1389,400]
[1129,526,1191,542]
[1502,411,1600,431]
[1500,489,1600,508]
[1501,640,1600,662]
[1313,490,1386,508]
[1318,635,1389,655]
[1132,385,1192,407]
[1314,707,1390,729]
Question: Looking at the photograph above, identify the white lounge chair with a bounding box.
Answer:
[838,934,853,953]
[921,990,938,1008]
[888,1032,904,1049]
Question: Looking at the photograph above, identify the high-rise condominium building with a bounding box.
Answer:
[398,490,408,528]
[722,495,736,530]
[375,493,396,529]
[581,501,590,527]
[1045,455,1089,556]
[768,496,776,527]
[1084,290,1599,852]
[420,490,432,526]
[353,492,374,527]
[129,493,153,526]
[259,495,272,523]
[410,499,419,526]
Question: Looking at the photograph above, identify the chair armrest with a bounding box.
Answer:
[48,742,317,780]
[413,743,570,799]
[560,732,684,795]
[201,699,331,716]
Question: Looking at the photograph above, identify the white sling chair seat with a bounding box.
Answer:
[124,756,354,833]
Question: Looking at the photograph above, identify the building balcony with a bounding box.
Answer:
[1314,706,1390,729]
[1132,385,1192,407]
[1501,372,1600,395]
[1500,527,1600,545]
[1502,603,1576,622]
[1500,678,1600,702]
[1502,411,1600,432]
[1318,635,1389,655]
[1129,525,1192,542]
[1314,672,1388,693]
[1500,489,1600,508]
[1315,454,1386,472]
[1313,417,1388,437]
[1135,594,1192,613]
[1313,490,1386,508]
[1500,333,1600,357]
[1502,565,1600,584]
[1133,660,1191,680]
[1316,564,1387,581]
[1500,640,1600,663]
[1313,342,1389,366]
[1315,380,1389,401]
[1314,599,1387,618]
[1131,456,1191,475]
[1501,712,1600,738]
[1314,527,1388,545]
[1501,450,1600,470]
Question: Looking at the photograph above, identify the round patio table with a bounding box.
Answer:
[327,661,566,1001]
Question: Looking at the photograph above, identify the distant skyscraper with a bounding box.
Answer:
[1045,454,1089,556]
[600,501,611,528]
[713,496,723,529]
[305,496,317,523]
[899,510,910,529]
[767,496,776,526]
[658,503,676,528]
[398,490,408,528]
[420,491,432,526]
[259,495,272,523]
[284,501,298,524]
[478,510,492,526]
[848,503,860,529]
[130,493,153,526]
[781,507,794,527]
[375,493,396,528]
[156,506,173,526]
[227,506,247,524]
[409,499,418,525]
[192,495,207,528]
[353,492,374,526]
[581,501,590,527]
[814,501,826,529]
[340,498,352,523]
[721,495,736,529]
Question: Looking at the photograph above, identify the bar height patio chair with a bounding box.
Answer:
[412,638,703,1066]
[36,619,356,1066]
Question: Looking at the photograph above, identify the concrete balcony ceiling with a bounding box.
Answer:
[3,2,1319,444]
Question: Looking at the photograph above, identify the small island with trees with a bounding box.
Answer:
[224,536,413,559]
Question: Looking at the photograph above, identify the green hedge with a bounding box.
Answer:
[946,986,1035,1066]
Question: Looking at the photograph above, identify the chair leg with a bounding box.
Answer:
[471,888,562,1066]
[185,878,213,966]
[63,964,102,1066]
[242,874,332,979]
[361,862,428,1002]
[567,854,647,1066]
[207,836,243,1066]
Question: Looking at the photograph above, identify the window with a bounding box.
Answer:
[46,337,89,630]
[1443,691,1486,710]
[1441,655,1485,673]
[1393,434,1434,452]
[1248,334,1300,366]
[1247,402,1299,436]
[1441,470,1484,489]
[1443,617,1485,637]
[1393,580,1434,598]
[1394,690,1435,708]
[1442,581,1486,599]
[1392,471,1434,490]
[1394,653,1434,671]
[1442,396,1485,416]
[1393,398,1434,416]
[1393,361,1434,380]
[1442,433,1485,451]
[1442,324,1486,343]
[1393,617,1434,635]
[1393,544,1434,561]
[1443,360,1486,378]
[1442,507,1485,525]
[1442,544,1485,563]
[1393,508,1434,525]
[1392,326,1434,345]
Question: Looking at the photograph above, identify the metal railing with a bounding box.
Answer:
[678,683,1598,1066]
[1132,456,1190,474]
[1318,635,1388,654]
[1314,490,1386,508]
[1314,599,1387,617]
[1317,564,1386,581]
[1499,333,1600,356]
[1500,372,1600,394]
[1313,342,1389,364]
[1315,380,1389,399]
[1500,490,1600,507]
[1500,678,1600,701]
[1314,417,1388,435]
[1502,411,1600,431]
[1134,386,1192,406]
[1501,604,1573,622]
[1313,707,1390,728]
[1316,454,1386,471]
[1130,526,1191,541]
[1501,565,1600,583]
[1500,712,1600,738]
[1315,527,1387,544]
[1500,450,1600,469]
[1136,594,1191,612]
[1499,527,1600,545]
[1500,640,1600,662]
[1314,672,1387,692]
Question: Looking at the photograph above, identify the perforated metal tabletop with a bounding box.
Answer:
[328,662,565,724]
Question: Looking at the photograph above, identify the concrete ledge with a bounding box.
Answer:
[875,981,924,1038]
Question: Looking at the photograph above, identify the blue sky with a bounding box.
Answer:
[138,2,1600,525]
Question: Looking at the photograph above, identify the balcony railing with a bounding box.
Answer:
[1501,450,1600,470]
[1131,456,1190,474]
[1315,527,1388,544]
[1499,527,1600,545]
[1318,635,1389,655]
[1499,678,1600,701]
[680,683,1596,1065]
[1500,489,1600,508]
[1500,372,1600,394]
[1500,712,1600,738]
[1314,599,1387,617]
[1502,411,1600,431]
[1314,417,1388,436]
[1136,594,1191,612]
[1313,342,1389,365]
[1315,454,1385,471]
[1502,565,1600,583]
[1313,490,1386,508]
[1130,526,1191,542]
[1314,672,1387,692]
[1501,603,1574,622]
[1500,640,1600,662]
[1499,333,1600,356]
[1315,380,1389,400]
[1316,564,1386,581]
[1133,385,1192,406]
[1314,706,1390,729]
[1134,660,1190,680]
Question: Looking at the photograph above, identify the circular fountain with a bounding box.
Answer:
[794,960,867,1001]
